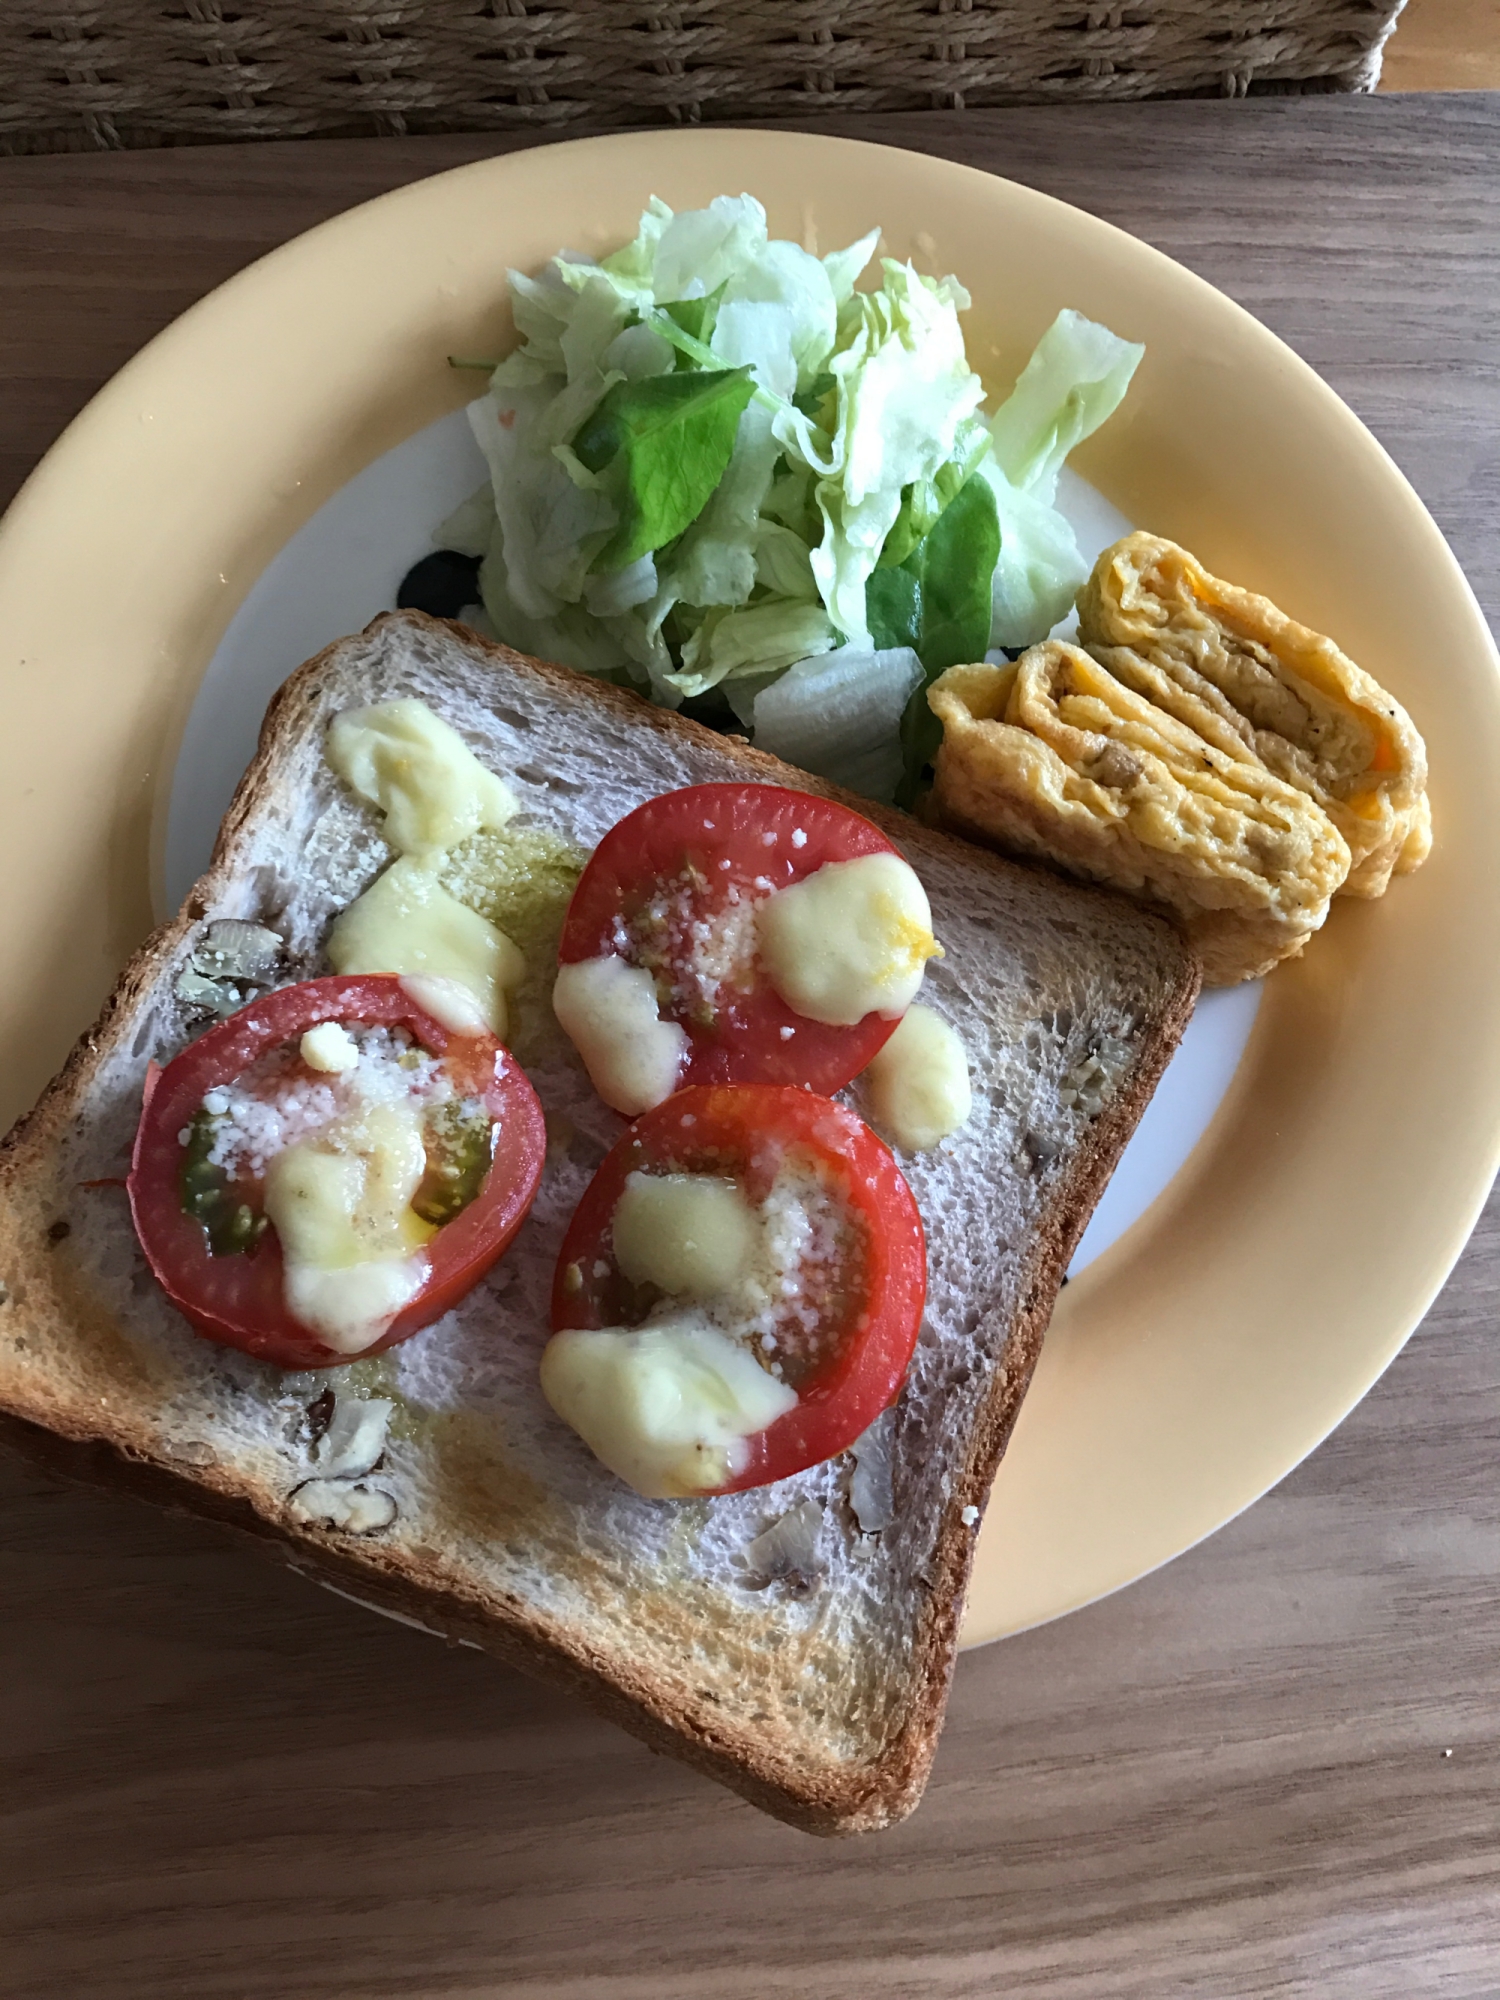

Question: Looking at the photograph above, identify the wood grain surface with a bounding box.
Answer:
[1381,0,1500,90]
[2,97,1498,1999]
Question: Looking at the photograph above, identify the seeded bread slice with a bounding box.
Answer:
[0,611,1199,1833]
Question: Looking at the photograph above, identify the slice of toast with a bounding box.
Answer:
[0,611,1199,1832]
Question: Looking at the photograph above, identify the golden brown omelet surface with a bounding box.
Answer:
[929,647,1352,986]
[1077,533,1429,896]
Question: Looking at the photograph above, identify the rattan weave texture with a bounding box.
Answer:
[1,1,1405,154]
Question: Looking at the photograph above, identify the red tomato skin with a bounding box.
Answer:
[558,783,909,1097]
[550,1084,926,1494]
[128,975,546,1371]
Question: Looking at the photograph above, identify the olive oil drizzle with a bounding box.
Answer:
[179,1109,267,1257]
[413,1100,497,1225]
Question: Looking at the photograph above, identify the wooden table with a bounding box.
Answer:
[3,97,1498,1999]
[1381,0,1500,92]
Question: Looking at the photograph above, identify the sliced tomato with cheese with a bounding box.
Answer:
[556,783,915,1102]
[546,1084,926,1495]
[128,975,545,1370]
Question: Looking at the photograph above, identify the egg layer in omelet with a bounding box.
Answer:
[929,647,1351,985]
[928,534,1429,986]
[1077,534,1430,895]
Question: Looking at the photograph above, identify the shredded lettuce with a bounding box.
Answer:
[989,308,1143,504]
[980,309,1144,650]
[804,263,987,650]
[751,645,923,804]
[670,599,838,699]
[459,196,1143,796]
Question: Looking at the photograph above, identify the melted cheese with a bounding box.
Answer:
[864,1002,971,1151]
[281,1260,427,1359]
[611,1171,761,1299]
[552,956,687,1115]
[299,1022,359,1073]
[398,975,492,1038]
[539,1312,798,1499]
[327,698,518,856]
[262,1100,435,1356]
[327,856,525,1039]
[756,851,941,1026]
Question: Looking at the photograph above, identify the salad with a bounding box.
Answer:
[433,194,1143,807]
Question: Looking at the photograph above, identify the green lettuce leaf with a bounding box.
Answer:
[877,415,993,572]
[661,293,721,347]
[666,402,784,610]
[864,473,1001,804]
[866,468,1000,672]
[572,366,756,571]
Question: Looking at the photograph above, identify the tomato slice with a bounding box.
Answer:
[549,1084,926,1493]
[558,783,907,1096]
[128,975,545,1370]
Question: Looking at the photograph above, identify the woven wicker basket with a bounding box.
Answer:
[2,0,1406,155]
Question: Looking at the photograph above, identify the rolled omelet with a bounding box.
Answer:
[1076,533,1430,896]
[928,646,1352,985]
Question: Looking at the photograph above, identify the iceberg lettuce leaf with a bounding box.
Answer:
[668,598,838,698]
[978,457,1092,650]
[477,521,632,676]
[753,518,819,601]
[822,228,880,306]
[712,239,840,399]
[637,195,769,304]
[469,387,616,619]
[751,644,922,804]
[988,308,1144,503]
[806,262,986,647]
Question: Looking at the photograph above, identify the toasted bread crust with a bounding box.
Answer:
[0,612,1199,1832]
